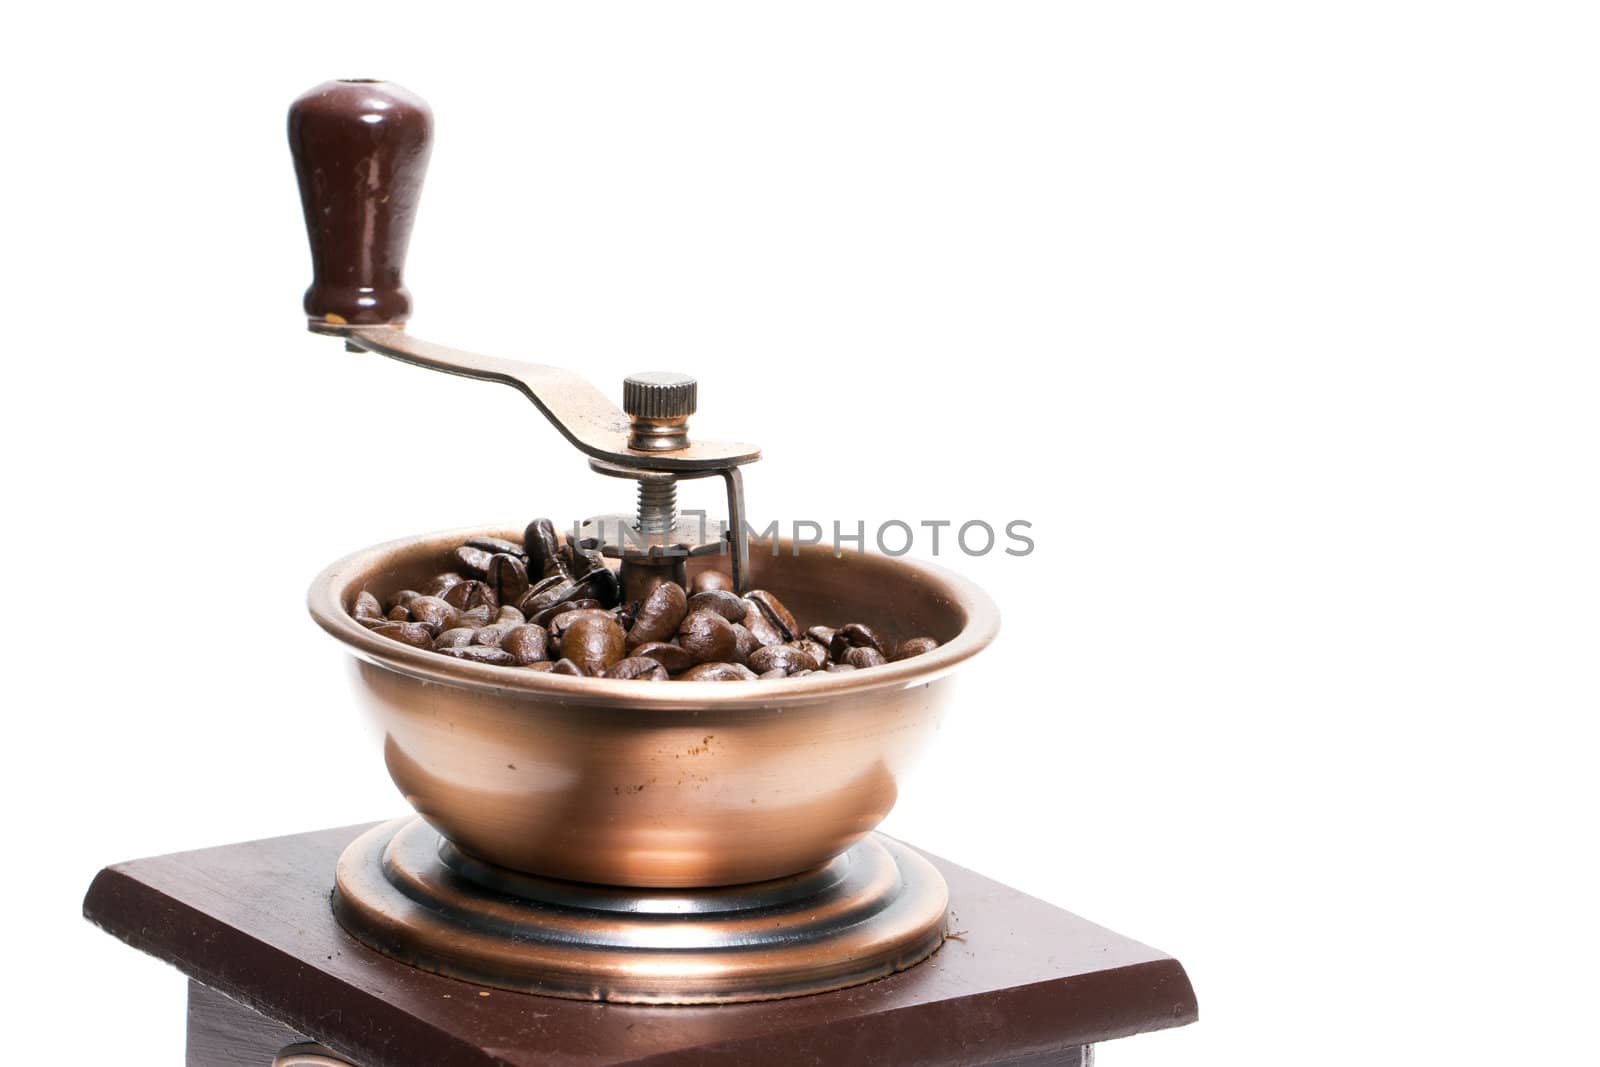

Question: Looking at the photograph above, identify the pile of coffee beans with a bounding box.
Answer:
[351,520,941,681]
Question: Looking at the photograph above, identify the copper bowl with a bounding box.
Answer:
[308,528,999,888]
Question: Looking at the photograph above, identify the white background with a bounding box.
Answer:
[4,3,1597,1064]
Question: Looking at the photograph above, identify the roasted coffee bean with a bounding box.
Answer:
[531,597,601,629]
[353,591,384,620]
[632,641,697,674]
[729,623,759,665]
[406,596,459,635]
[690,570,735,594]
[758,668,788,681]
[452,544,495,578]
[560,613,626,675]
[677,611,738,663]
[443,579,498,613]
[433,627,478,650]
[519,574,571,615]
[474,624,517,646]
[791,639,830,670]
[843,646,888,669]
[466,536,524,558]
[680,662,759,681]
[602,657,669,681]
[829,622,887,659]
[523,519,563,577]
[485,553,530,606]
[455,604,493,628]
[420,572,465,598]
[501,624,551,665]
[438,645,516,666]
[627,582,687,648]
[893,636,940,660]
[686,589,746,622]
[573,564,621,608]
[549,607,615,643]
[748,644,817,676]
[744,590,799,641]
[742,605,786,647]
[360,528,930,681]
[371,621,434,649]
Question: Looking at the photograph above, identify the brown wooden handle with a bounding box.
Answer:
[288,79,432,328]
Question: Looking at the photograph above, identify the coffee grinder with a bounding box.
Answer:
[82,79,1196,1065]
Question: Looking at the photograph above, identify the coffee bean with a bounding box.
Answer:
[519,574,572,616]
[353,591,384,620]
[371,621,434,649]
[473,624,517,646]
[405,596,459,635]
[748,644,816,676]
[443,579,498,613]
[387,589,423,613]
[560,613,626,675]
[573,564,621,608]
[677,611,738,663]
[452,544,494,578]
[791,639,830,670]
[486,553,530,606]
[805,625,837,648]
[627,582,687,648]
[359,529,936,682]
[686,589,746,622]
[829,622,887,660]
[454,604,493,628]
[419,572,465,598]
[744,590,799,641]
[438,645,516,666]
[549,607,615,644]
[680,662,759,681]
[466,536,524,558]
[433,627,478,650]
[729,623,759,665]
[843,646,888,669]
[632,641,697,674]
[690,570,735,594]
[602,657,669,681]
[524,519,563,578]
[893,636,940,660]
[742,605,786,647]
[758,668,788,680]
[531,597,601,629]
[501,624,551,665]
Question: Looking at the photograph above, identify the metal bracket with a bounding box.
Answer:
[317,323,755,589]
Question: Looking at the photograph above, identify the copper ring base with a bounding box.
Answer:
[333,818,950,1005]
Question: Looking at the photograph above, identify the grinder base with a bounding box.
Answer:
[333,817,949,1004]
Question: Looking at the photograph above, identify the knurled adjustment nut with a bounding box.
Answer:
[623,372,697,421]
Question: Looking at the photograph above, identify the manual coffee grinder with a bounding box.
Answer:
[83,80,1196,1066]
